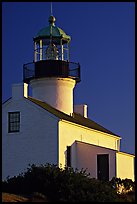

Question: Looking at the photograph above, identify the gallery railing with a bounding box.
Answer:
[23,60,80,83]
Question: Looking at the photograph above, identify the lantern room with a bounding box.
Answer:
[33,15,71,62]
[23,15,80,84]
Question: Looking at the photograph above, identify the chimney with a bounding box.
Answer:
[12,83,28,99]
[74,104,88,118]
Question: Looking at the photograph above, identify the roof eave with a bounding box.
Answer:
[59,119,121,139]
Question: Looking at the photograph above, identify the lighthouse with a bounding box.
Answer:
[23,15,80,115]
[2,6,135,182]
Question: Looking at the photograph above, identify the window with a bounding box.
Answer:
[8,112,20,133]
[67,146,71,167]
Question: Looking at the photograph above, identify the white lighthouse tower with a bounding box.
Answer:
[23,15,80,115]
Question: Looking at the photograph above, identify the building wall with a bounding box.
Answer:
[59,120,120,168]
[71,141,116,180]
[116,152,135,181]
[2,97,59,180]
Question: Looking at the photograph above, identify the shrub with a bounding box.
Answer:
[110,177,135,194]
[2,164,134,202]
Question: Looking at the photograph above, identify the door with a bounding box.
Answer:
[67,146,71,167]
[97,154,109,181]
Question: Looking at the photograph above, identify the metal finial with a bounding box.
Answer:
[49,2,55,26]
[50,2,53,15]
[48,15,56,26]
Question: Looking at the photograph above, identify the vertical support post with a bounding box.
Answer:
[68,42,70,62]
[34,41,37,62]
[40,39,43,60]
[61,39,63,60]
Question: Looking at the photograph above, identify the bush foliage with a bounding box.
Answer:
[2,164,135,202]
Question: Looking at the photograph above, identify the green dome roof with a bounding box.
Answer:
[34,15,71,42]
[35,26,71,40]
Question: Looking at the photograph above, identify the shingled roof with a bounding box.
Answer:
[27,97,120,137]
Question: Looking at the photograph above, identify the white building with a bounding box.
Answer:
[2,14,135,181]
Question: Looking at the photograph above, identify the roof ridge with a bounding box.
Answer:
[73,112,117,136]
[27,96,74,119]
[27,97,120,137]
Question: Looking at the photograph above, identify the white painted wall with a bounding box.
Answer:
[30,77,76,115]
[59,120,120,168]
[2,97,59,180]
[71,141,116,180]
[116,152,135,181]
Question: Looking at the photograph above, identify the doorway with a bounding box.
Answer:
[97,154,109,181]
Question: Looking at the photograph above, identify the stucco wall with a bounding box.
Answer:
[59,120,120,168]
[116,152,135,181]
[71,141,116,180]
[2,97,59,180]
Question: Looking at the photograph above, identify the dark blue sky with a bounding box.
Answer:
[2,2,135,154]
